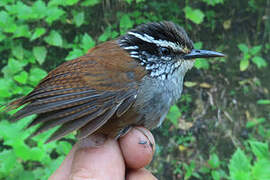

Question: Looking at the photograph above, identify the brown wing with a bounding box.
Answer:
[12,41,146,143]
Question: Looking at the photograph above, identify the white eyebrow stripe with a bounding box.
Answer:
[123,45,139,50]
[130,55,139,58]
[130,51,138,55]
[128,32,182,51]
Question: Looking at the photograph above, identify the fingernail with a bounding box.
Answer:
[138,140,147,145]
[134,127,155,152]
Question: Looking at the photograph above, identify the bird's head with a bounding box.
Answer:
[118,21,224,79]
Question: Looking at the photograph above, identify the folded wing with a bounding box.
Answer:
[11,41,146,142]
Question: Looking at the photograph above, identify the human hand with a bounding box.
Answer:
[49,127,157,180]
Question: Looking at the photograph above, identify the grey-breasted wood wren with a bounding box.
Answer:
[9,21,225,143]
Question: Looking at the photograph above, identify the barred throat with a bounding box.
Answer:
[144,60,194,80]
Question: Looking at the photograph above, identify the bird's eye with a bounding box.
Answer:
[160,47,171,56]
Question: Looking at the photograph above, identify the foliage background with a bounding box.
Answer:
[0,0,269,179]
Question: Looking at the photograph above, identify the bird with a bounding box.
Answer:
[8,21,225,144]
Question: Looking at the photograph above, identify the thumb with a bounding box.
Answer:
[70,136,125,180]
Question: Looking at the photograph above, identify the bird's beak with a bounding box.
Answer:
[183,49,225,60]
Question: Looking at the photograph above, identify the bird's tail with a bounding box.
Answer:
[1,97,24,112]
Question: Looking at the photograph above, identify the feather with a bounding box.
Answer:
[45,108,106,143]
[31,106,101,137]
[22,87,92,104]
[12,91,116,122]
[77,105,119,139]
[4,97,24,111]
[116,95,136,117]
[9,41,147,142]
[27,101,98,127]
[29,89,97,106]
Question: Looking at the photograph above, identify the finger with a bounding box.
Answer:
[49,143,78,180]
[126,168,158,180]
[119,127,155,169]
[49,134,107,180]
[70,135,125,180]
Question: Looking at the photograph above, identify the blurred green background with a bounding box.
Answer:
[0,0,270,179]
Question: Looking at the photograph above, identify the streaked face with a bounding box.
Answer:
[118,21,195,79]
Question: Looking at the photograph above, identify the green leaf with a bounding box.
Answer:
[0,11,13,30]
[32,0,47,19]
[250,45,262,55]
[12,141,45,161]
[243,53,250,61]
[238,44,249,53]
[229,149,250,171]
[229,148,251,180]
[73,11,84,27]
[184,161,196,179]
[194,42,203,49]
[208,154,220,169]
[246,118,266,128]
[195,59,209,69]
[6,58,26,75]
[111,31,119,38]
[120,14,134,34]
[240,59,249,71]
[14,71,28,84]
[0,32,6,42]
[48,0,63,6]
[249,141,269,160]
[98,26,112,42]
[81,0,100,6]
[28,147,46,161]
[251,56,267,68]
[200,166,210,174]
[13,142,31,160]
[45,30,63,47]
[1,17,17,33]
[16,171,35,180]
[29,67,47,86]
[65,0,79,6]
[252,159,270,180]
[31,27,46,41]
[0,119,30,144]
[33,46,47,65]
[16,2,33,20]
[211,170,221,180]
[43,157,65,179]
[184,6,205,24]
[202,0,224,6]
[167,105,181,126]
[46,7,65,24]
[56,141,72,155]
[125,0,133,4]
[65,49,84,60]
[13,25,31,38]
[81,33,95,52]
[0,79,12,97]
[0,150,17,175]
[11,44,24,60]
[257,99,270,105]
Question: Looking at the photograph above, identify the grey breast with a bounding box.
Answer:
[133,68,185,129]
